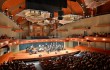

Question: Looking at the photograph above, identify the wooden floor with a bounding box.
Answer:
[13,48,79,60]
[0,52,14,64]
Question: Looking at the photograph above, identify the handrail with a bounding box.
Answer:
[75,46,110,54]
[85,36,110,43]
[0,36,110,48]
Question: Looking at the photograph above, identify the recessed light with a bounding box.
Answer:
[102,38,106,41]
[93,38,96,40]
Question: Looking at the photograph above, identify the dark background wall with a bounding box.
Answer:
[19,42,64,50]
[26,0,67,12]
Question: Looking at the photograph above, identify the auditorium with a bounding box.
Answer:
[0,0,110,70]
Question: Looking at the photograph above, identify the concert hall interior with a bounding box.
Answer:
[0,0,110,70]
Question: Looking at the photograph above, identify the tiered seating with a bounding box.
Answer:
[31,36,49,39]
[0,60,36,70]
[68,32,110,38]
[90,32,110,37]
[0,34,15,39]
[68,34,84,38]
[40,51,110,70]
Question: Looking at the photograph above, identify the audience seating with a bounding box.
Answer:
[39,51,110,70]
[90,32,110,37]
[68,32,110,38]
[0,34,15,39]
[68,34,84,38]
[0,60,36,70]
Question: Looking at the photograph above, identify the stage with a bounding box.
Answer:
[13,48,79,61]
[1,46,110,63]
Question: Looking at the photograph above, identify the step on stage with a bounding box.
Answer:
[13,48,79,61]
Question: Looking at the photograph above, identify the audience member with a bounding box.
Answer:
[40,51,110,70]
[0,60,36,70]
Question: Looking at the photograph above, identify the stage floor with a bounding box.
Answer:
[13,48,79,60]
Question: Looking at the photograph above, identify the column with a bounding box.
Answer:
[78,41,80,46]
[30,24,33,32]
[0,48,5,56]
[64,41,69,48]
[9,45,19,53]
[68,41,73,47]
[87,42,90,47]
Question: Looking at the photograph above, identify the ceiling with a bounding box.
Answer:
[0,0,110,33]
[25,0,84,16]
[1,0,110,17]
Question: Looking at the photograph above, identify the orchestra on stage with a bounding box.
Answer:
[26,44,64,55]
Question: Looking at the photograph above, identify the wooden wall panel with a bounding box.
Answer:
[2,0,25,11]
[16,17,24,23]
[10,4,25,15]
[97,1,110,15]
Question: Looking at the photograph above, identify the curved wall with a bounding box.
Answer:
[52,14,110,37]
[51,14,110,49]
[0,12,20,38]
[2,0,25,11]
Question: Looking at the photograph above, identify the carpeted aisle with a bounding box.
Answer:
[26,61,43,70]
